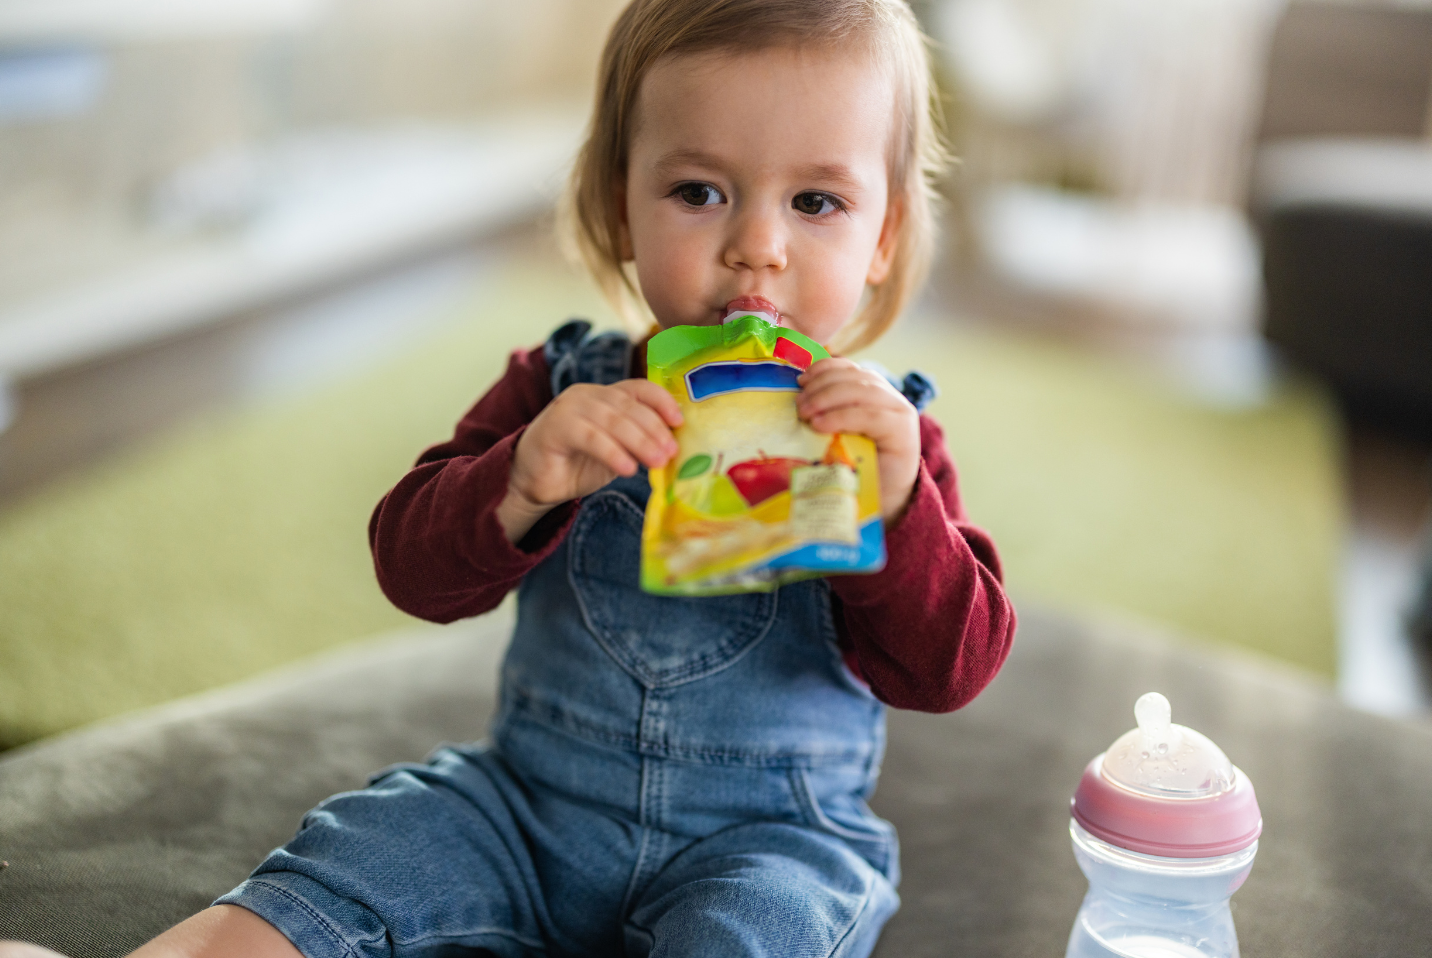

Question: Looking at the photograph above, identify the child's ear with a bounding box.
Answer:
[865,196,903,286]
[614,176,634,261]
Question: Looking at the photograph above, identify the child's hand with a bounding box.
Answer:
[498,381,683,543]
[797,358,920,525]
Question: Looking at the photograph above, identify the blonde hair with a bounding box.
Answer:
[561,0,947,354]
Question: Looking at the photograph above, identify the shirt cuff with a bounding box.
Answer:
[465,428,579,573]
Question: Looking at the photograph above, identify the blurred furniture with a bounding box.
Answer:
[1257,2,1432,142]
[3,604,1430,958]
[1413,515,1432,644]
[0,114,580,384]
[934,0,1282,207]
[0,0,623,484]
[0,0,623,310]
[932,0,1281,403]
[1252,1,1432,436]
[0,111,581,499]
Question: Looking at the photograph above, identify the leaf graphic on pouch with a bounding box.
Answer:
[677,454,713,479]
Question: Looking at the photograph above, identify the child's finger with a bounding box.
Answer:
[806,404,910,443]
[795,367,847,393]
[618,379,684,427]
[574,424,640,477]
[601,390,680,460]
[798,377,902,419]
[600,405,679,469]
[798,363,894,393]
[799,356,859,382]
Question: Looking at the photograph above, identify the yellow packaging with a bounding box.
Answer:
[641,314,885,595]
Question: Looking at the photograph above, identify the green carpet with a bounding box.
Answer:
[0,258,1342,749]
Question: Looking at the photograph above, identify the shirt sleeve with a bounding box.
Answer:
[368,345,579,623]
[830,416,1017,713]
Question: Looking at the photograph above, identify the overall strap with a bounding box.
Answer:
[861,361,939,412]
[892,370,938,412]
[545,319,634,395]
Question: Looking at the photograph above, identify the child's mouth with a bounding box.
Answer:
[722,296,780,326]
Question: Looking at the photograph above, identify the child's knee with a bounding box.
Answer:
[627,824,899,958]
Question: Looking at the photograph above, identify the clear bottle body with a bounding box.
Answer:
[1065,820,1257,958]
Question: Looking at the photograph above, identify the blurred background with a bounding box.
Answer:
[0,0,1428,752]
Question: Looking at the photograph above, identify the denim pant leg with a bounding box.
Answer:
[624,822,899,958]
[218,745,636,958]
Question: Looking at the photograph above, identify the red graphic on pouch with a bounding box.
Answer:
[773,337,813,370]
[726,456,808,506]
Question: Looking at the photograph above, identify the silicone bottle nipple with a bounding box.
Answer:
[1101,692,1234,798]
[1136,691,1177,754]
[1072,691,1262,857]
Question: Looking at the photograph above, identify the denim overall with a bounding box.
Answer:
[220,323,936,958]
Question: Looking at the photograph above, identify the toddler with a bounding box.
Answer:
[7,1,1015,956]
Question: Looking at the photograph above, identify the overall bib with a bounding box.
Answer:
[220,326,908,958]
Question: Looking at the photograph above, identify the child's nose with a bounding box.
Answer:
[723,208,787,272]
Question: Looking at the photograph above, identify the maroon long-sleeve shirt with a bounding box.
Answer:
[369,343,1016,713]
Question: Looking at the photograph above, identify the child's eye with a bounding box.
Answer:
[674,182,724,207]
[793,192,842,216]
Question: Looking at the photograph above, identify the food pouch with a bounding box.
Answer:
[641,314,885,595]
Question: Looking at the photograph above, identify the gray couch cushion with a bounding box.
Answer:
[3,604,1431,957]
[0,615,507,957]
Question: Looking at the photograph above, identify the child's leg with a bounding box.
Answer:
[3,744,633,958]
[203,744,630,957]
[625,822,899,958]
[0,906,297,958]
[125,905,301,958]
[210,750,546,957]
[0,945,74,958]
[0,945,67,957]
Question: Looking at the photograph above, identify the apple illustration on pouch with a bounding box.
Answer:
[726,455,809,506]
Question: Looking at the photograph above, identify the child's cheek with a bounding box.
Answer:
[795,237,876,341]
[635,234,711,327]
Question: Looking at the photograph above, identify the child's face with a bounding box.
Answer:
[621,46,900,347]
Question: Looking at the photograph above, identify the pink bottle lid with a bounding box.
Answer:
[1070,693,1262,859]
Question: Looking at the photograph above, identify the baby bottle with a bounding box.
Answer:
[1065,692,1262,958]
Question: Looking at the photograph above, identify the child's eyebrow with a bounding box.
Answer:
[792,163,865,194]
[651,148,727,176]
[651,150,865,194]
